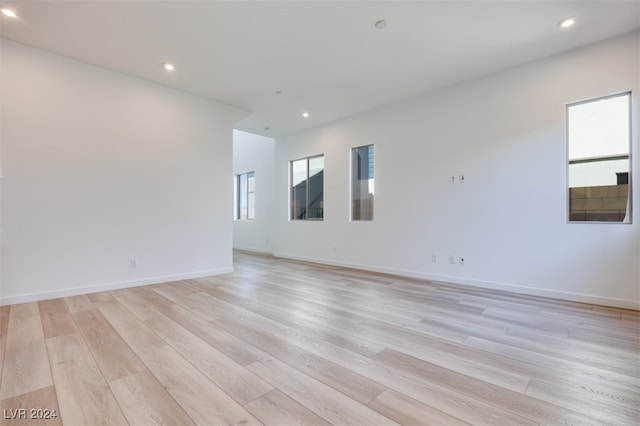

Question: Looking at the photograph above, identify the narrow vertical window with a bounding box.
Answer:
[235,171,255,220]
[247,172,255,220]
[290,155,324,220]
[568,93,631,223]
[351,144,374,221]
[308,156,324,219]
[291,159,307,220]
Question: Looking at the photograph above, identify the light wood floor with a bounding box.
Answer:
[1,251,638,425]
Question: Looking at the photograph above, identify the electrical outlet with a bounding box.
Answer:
[449,176,456,184]
[458,174,465,183]
[458,256,465,265]
[129,259,137,268]
[431,254,438,262]
[449,255,455,264]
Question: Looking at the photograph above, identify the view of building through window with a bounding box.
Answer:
[351,144,374,221]
[291,155,324,220]
[568,92,631,223]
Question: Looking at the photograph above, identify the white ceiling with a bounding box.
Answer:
[1,1,638,137]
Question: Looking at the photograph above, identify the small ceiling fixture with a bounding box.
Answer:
[1,7,17,18]
[302,112,310,118]
[559,17,576,28]
[162,62,175,71]
[374,19,389,30]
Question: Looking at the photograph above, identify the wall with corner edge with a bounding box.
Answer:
[271,32,639,310]
[0,40,248,305]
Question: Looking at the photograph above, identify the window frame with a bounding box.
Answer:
[566,91,632,224]
[290,154,324,221]
[234,171,255,221]
[350,144,375,222]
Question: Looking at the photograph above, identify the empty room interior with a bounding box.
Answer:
[1,1,639,425]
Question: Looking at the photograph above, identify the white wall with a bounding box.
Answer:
[233,130,275,253]
[272,32,640,309]
[0,41,247,305]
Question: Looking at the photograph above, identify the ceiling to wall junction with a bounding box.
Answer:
[1,1,638,137]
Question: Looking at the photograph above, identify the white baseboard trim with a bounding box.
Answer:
[0,267,234,306]
[233,245,274,255]
[273,252,640,311]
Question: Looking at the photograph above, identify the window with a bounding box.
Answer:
[567,92,631,223]
[235,171,255,220]
[291,155,324,220]
[351,144,374,221]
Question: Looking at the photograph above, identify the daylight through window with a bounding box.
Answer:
[235,171,255,220]
[351,144,374,221]
[291,155,324,220]
[567,92,631,223]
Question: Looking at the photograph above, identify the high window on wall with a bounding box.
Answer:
[235,171,255,220]
[567,92,631,223]
[351,144,374,221]
[291,155,324,220]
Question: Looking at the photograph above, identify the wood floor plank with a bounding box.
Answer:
[569,327,640,352]
[130,286,175,309]
[155,302,269,366]
[241,290,365,331]
[0,385,61,426]
[38,299,77,339]
[181,291,290,335]
[247,356,399,425]
[212,315,387,405]
[465,335,640,392]
[86,291,116,304]
[1,251,638,425]
[0,306,10,386]
[148,281,199,299]
[110,289,166,322]
[63,294,95,314]
[0,304,53,400]
[95,300,165,354]
[73,308,147,382]
[373,347,599,425]
[277,326,539,426]
[139,345,262,426]
[109,370,194,426]
[151,290,221,321]
[481,307,571,338]
[368,388,470,426]
[525,377,640,424]
[245,300,386,357]
[6,303,38,320]
[46,333,127,425]
[313,316,531,393]
[507,325,639,366]
[137,309,273,405]
[491,325,639,377]
[184,281,254,307]
[244,388,332,426]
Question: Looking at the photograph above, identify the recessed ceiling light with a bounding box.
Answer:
[162,62,175,71]
[1,7,17,18]
[559,17,576,28]
[302,112,310,118]
[374,19,389,30]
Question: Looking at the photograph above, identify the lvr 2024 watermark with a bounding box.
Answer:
[3,408,58,420]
